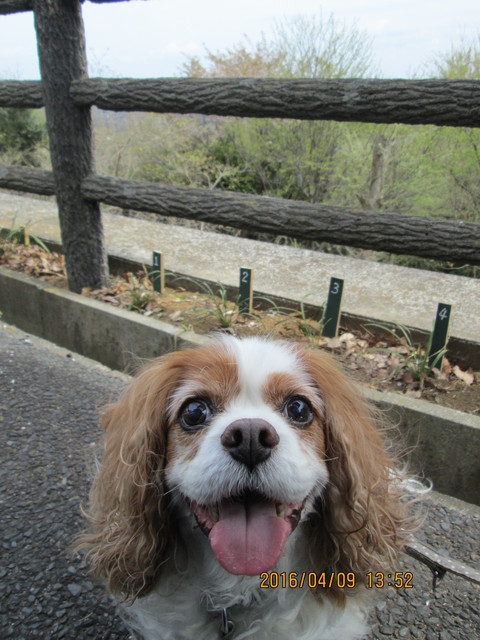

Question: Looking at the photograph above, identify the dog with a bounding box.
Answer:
[79,336,413,639]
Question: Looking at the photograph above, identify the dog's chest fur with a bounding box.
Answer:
[121,523,367,640]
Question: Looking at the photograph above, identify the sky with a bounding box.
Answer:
[0,0,478,80]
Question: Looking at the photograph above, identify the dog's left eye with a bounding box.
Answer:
[179,399,211,430]
[284,396,313,426]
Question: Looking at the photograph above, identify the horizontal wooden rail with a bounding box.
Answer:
[0,165,55,195]
[70,78,480,127]
[1,164,479,263]
[0,0,128,14]
[0,81,44,108]
[0,0,32,14]
[81,174,480,264]
[3,77,480,128]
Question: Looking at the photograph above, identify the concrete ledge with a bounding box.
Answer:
[1,265,479,505]
[0,266,204,371]
[364,387,480,504]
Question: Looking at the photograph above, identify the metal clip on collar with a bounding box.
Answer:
[220,608,235,638]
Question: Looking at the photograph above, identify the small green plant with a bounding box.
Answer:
[366,322,447,386]
[6,215,50,252]
[126,271,154,310]
[250,295,293,321]
[296,298,326,345]
[176,276,266,331]
[196,280,238,329]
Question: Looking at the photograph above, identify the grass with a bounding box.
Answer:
[6,216,50,253]
[176,277,251,329]
[366,321,447,388]
[297,298,326,345]
[125,268,155,310]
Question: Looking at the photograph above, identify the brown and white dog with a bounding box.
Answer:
[79,336,413,639]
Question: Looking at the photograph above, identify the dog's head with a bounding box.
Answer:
[80,336,409,599]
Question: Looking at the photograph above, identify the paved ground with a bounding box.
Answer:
[0,323,479,640]
[1,190,480,345]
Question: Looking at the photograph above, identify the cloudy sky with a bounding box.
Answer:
[0,0,478,80]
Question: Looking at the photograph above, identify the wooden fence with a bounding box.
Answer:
[1,0,480,293]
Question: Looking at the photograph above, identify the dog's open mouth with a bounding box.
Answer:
[188,491,305,576]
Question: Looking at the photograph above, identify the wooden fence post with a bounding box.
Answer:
[33,0,108,293]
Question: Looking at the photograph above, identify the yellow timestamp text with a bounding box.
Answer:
[366,572,413,589]
[260,571,356,589]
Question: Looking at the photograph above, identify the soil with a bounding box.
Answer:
[1,238,479,416]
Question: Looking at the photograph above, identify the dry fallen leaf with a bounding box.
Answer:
[453,365,474,386]
[323,337,342,350]
[402,370,416,385]
[442,357,452,376]
[169,310,183,322]
[406,389,422,399]
[339,332,355,344]
[432,368,448,382]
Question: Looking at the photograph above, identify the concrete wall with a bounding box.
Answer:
[0,267,204,372]
[365,387,480,504]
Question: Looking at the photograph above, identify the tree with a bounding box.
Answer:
[182,14,375,204]
[432,35,480,79]
[0,108,45,165]
[272,13,375,78]
[183,13,374,79]
[428,36,480,223]
[328,36,480,227]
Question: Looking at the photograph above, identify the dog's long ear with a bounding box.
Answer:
[77,352,187,599]
[298,348,409,598]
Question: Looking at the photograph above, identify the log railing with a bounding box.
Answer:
[1,78,479,126]
[0,0,480,292]
[69,78,480,127]
[1,165,478,265]
[0,0,125,14]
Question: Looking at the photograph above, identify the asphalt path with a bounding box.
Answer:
[0,323,479,640]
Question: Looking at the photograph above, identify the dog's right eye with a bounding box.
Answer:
[179,399,211,430]
[283,396,313,427]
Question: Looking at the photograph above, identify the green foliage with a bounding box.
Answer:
[177,278,267,330]
[6,216,50,252]
[125,272,154,310]
[209,118,342,202]
[0,108,45,164]
[181,13,375,203]
[297,299,325,345]
[432,35,480,79]
[97,112,242,191]
[328,123,447,215]
[191,280,239,329]
[207,130,266,194]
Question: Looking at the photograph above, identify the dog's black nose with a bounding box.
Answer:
[221,419,280,470]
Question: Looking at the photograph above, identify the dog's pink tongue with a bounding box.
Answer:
[209,498,291,576]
